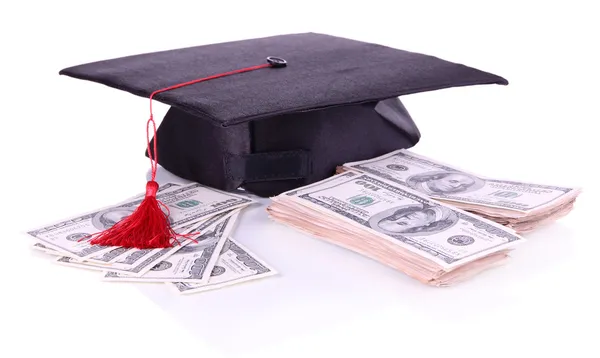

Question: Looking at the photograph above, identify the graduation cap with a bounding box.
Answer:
[59,32,507,248]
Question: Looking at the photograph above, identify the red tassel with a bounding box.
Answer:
[89,181,177,249]
[86,62,275,249]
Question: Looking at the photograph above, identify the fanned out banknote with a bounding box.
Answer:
[169,237,277,294]
[101,210,241,283]
[26,182,254,259]
[27,182,277,295]
[267,171,526,286]
[54,210,238,277]
[339,149,581,233]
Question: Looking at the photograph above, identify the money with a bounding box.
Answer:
[26,183,184,259]
[55,248,161,273]
[85,183,185,265]
[26,182,254,260]
[55,256,106,271]
[112,248,156,267]
[170,237,277,294]
[29,182,277,295]
[126,182,182,201]
[340,149,581,233]
[267,171,525,286]
[102,211,240,283]
[87,247,131,264]
[53,210,240,277]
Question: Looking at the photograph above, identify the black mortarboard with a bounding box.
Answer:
[59,32,507,198]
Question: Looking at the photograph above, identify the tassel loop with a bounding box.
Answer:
[146,181,159,197]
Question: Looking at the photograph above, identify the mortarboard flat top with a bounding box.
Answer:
[59,32,507,127]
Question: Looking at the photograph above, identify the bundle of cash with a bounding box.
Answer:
[27,182,277,294]
[267,171,525,286]
[338,149,581,233]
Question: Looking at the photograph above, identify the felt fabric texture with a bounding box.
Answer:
[147,99,420,197]
[150,106,251,191]
[59,32,507,127]
[59,32,508,197]
[242,99,420,196]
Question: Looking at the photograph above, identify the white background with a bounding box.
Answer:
[2,1,599,357]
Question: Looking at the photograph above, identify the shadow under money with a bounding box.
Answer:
[134,168,581,354]
[133,199,429,354]
[377,221,579,321]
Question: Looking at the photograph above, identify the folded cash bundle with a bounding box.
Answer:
[339,149,581,233]
[267,171,526,286]
[27,182,277,295]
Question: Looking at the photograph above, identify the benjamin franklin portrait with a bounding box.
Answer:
[369,204,458,236]
[91,207,136,230]
[406,171,485,195]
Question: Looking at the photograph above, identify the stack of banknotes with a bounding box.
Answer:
[337,149,581,233]
[27,182,277,295]
[267,171,527,286]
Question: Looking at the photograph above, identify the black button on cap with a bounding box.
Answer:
[267,56,287,68]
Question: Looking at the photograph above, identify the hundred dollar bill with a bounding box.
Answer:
[170,238,277,294]
[102,210,240,283]
[56,252,162,272]
[343,149,581,216]
[275,171,525,270]
[54,210,239,277]
[86,230,179,267]
[27,182,185,261]
[86,247,131,265]
[87,183,191,265]
[55,256,106,271]
[57,251,159,272]
[113,248,155,266]
[84,182,186,265]
[26,182,254,260]
[126,182,181,201]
